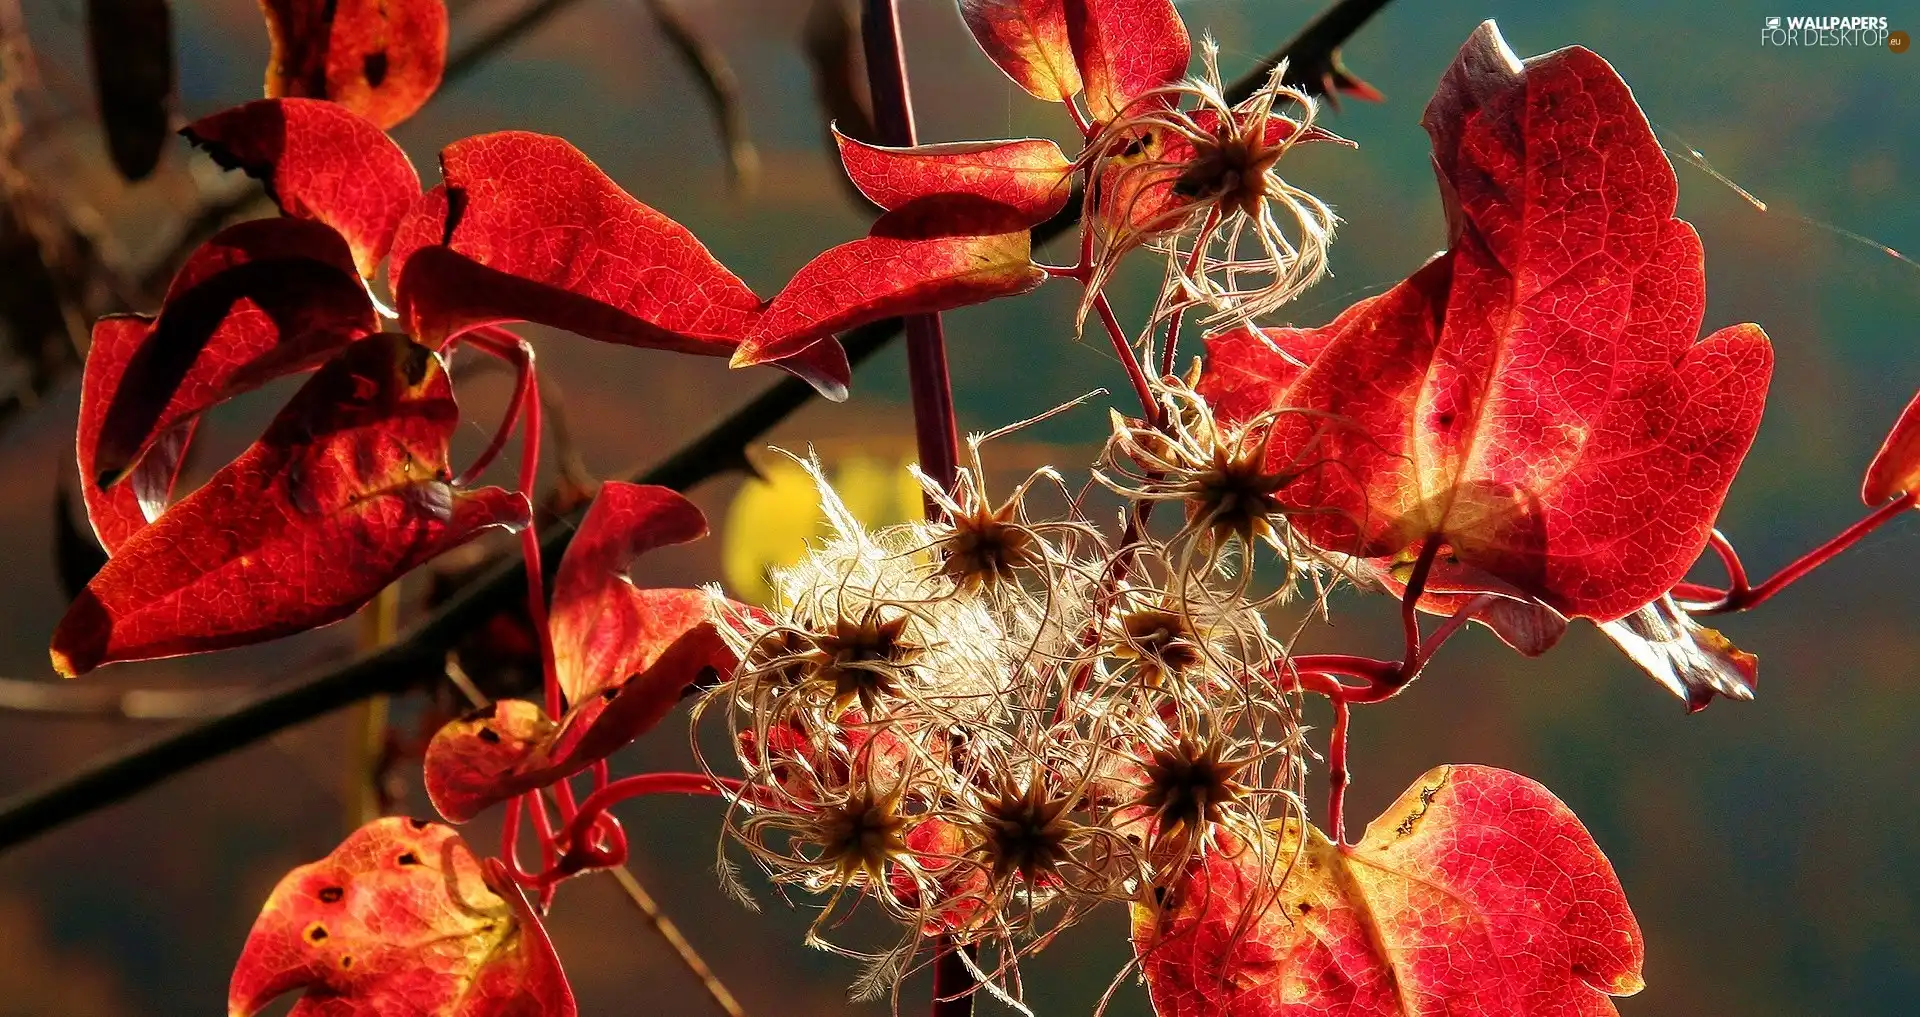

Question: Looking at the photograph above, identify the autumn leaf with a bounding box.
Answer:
[391,132,851,399]
[731,199,1045,369]
[260,0,448,129]
[1597,594,1757,711]
[833,129,1073,225]
[1196,22,1773,623]
[83,217,375,493]
[1066,0,1190,122]
[184,99,422,277]
[1862,386,1920,505]
[77,316,197,554]
[52,334,529,676]
[229,817,576,1017]
[1135,764,1644,1017]
[957,0,1080,101]
[424,483,745,822]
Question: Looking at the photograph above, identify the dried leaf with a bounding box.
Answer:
[1598,594,1757,711]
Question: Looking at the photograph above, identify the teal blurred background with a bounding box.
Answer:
[0,0,1915,1013]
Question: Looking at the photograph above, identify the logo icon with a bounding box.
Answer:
[1766,16,1782,29]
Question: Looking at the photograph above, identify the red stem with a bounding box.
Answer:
[1326,694,1351,845]
[448,327,533,487]
[1158,207,1221,377]
[1399,539,1440,670]
[1094,293,1160,425]
[862,0,960,505]
[1684,493,1917,613]
[545,773,741,884]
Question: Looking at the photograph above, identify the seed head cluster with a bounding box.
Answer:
[698,447,1315,1002]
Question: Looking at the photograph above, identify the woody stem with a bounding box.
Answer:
[862,0,960,509]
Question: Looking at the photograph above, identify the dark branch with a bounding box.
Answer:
[0,0,1396,853]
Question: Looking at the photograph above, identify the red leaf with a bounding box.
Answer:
[51,334,529,676]
[260,0,448,129]
[1066,0,1190,122]
[84,217,375,491]
[392,133,851,399]
[1862,386,1920,504]
[77,316,197,553]
[1196,23,1773,622]
[424,483,745,823]
[229,817,576,1017]
[1597,594,1757,711]
[1135,765,1644,1017]
[957,0,1080,101]
[833,129,1072,225]
[183,99,422,277]
[732,202,1045,369]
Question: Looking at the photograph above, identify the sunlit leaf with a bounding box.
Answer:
[77,316,197,553]
[834,129,1072,224]
[1196,22,1773,622]
[184,98,422,277]
[1862,386,1920,505]
[1066,0,1190,122]
[52,334,529,676]
[1135,764,1644,1017]
[391,132,851,399]
[732,201,1044,369]
[229,817,576,1017]
[957,0,1080,102]
[260,0,448,129]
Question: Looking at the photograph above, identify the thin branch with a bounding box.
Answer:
[646,0,759,191]
[0,0,1396,854]
[0,676,245,720]
[607,865,748,1017]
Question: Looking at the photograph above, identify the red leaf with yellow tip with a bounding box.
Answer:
[77,316,197,553]
[1066,0,1190,122]
[260,0,448,129]
[1196,22,1773,622]
[83,217,376,491]
[229,817,575,1017]
[732,201,1045,369]
[1862,387,1920,505]
[391,132,851,399]
[1598,594,1757,711]
[183,98,422,277]
[957,0,1080,101]
[423,483,745,822]
[833,129,1072,225]
[51,334,529,676]
[1134,764,1644,1017]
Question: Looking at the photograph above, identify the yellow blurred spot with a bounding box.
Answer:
[721,454,924,604]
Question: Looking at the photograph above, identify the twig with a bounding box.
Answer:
[645,0,759,191]
[0,676,245,719]
[0,0,1396,854]
[607,865,748,1017]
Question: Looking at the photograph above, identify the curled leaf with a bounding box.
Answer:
[957,0,1080,102]
[260,0,448,129]
[733,201,1045,368]
[77,316,197,553]
[1598,594,1757,711]
[1066,0,1190,122]
[834,129,1072,225]
[1135,764,1644,1017]
[52,334,530,676]
[1197,22,1773,622]
[391,133,850,399]
[1862,386,1920,505]
[229,817,576,1017]
[86,0,174,181]
[424,483,745,822]
[183,98,422,277]
[84,217,376,490]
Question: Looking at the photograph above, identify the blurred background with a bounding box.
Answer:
[0,0,1915,1013]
